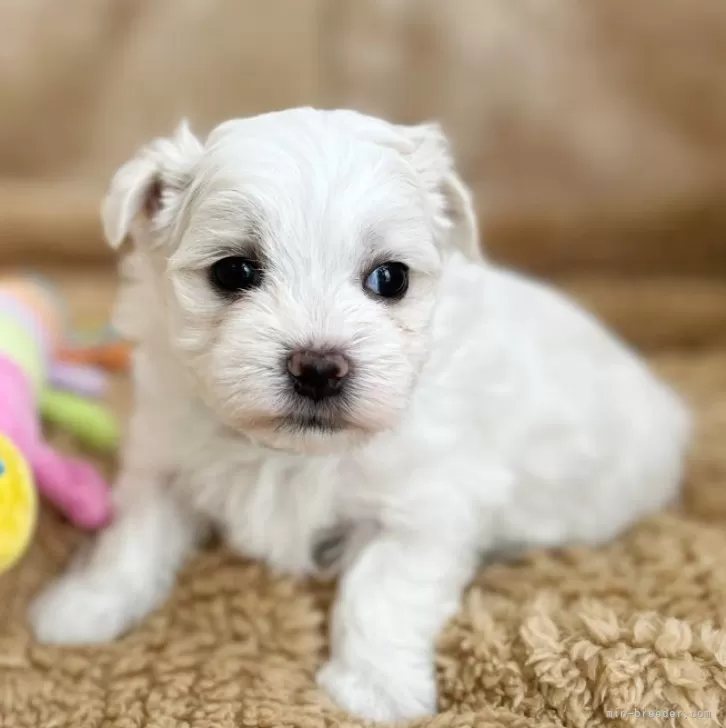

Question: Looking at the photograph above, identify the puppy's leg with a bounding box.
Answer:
[317,530,479,722]
[29,470,199,644]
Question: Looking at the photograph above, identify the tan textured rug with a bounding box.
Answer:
[0,271,725,728]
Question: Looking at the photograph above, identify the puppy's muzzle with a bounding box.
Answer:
[287,350,350,402]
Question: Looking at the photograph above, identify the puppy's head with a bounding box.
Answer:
[103,108,480,453]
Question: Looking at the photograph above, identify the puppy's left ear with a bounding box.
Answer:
[398,124,482,261]
[102,120,203,250]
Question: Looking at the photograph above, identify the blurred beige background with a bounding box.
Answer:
[0,0,725,346]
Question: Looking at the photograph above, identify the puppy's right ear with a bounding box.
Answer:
[101,121,203,250]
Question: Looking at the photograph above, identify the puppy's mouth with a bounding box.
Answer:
[279,414,345,434]
[274,388,354,435]
[225,397,377,454]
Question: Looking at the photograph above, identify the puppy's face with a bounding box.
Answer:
[103,109,480,453]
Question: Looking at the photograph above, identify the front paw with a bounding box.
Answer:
[29,574,134,645]
[317,659,436,722]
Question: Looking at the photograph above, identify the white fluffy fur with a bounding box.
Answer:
[30,108,691,722]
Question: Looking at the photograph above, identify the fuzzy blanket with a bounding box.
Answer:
[0,271,724,728]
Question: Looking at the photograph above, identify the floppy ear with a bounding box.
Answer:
[396,123,482,261]
[101,121,203,250]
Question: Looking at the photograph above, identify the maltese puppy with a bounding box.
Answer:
[30,108,690,722]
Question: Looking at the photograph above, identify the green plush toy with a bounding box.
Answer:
[41,389,119,454]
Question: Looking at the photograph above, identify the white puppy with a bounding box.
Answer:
[30,108,690,722]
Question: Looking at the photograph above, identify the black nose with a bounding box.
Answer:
[287,350,350,401]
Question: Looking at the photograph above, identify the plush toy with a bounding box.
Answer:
[42,389,119,454]
[0,433,37,573]
[0,276,114,533]
[57,340,131,373]
[59,317,132,373]
[50,361,109,399]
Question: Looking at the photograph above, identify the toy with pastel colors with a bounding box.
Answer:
[0,275,118,543]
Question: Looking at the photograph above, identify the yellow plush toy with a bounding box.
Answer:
[0,433,37,573]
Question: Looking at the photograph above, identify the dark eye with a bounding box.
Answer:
[210,257,263,294]
[364,262,409,300]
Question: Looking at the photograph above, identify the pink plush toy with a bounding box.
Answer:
[0,276,112,529]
